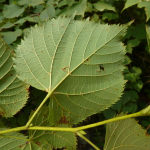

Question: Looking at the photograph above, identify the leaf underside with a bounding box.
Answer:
[14,16,127,125]
[0,35,29,117]
[104,114,150,150]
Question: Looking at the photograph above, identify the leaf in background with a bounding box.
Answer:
[56,0,87,17]
[0,12,4,23]
[146,25,150,52]
[39,5,55,21]
[14,16,128,125]
[14,16,37,24]
[1,29,22,44]
[29,106,76,150]
[138,1,150,21]
[122,0,141,12]
[132,23,146,39]
[18,0,44,6]
[3,3,24,18]
[93,2,116,12]
[0,35,29,117]
[102,12,119,21]
[0,21,14,30]
[104,114,150,150]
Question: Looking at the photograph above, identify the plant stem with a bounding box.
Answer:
[75,111,142,131]
[77,132,100,150]
[26,91,52,127]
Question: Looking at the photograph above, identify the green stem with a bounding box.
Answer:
[77,132,100,150]
[75,111,142,131]
[26,91,52,127]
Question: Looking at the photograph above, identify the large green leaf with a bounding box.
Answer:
[3,3,25,19]
[14,16,128,124]
[104,114,150,150]
[0,35,29,117]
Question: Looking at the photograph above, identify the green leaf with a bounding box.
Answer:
[127,39,141,47]
[132,23,146,39]
[133,80,143,92]
[34,5,44,13]
[0,21,14,30]
[14,16,128,125]
[39,5,55,21]
[0,35,29,117]
[56,0,87,17]
[103,108,116,119]
[0,12,4,23]
[93,2,116,12]
[104,114,150,150]
[102,12,119,21]
[146,25,150,52]
[122,0,141,11]
[30,106,76,150]
[18,0,44,6]
[14,16,37,24]
[138,1,150,21]
[86,2,93,13]
[123,55,132,65]
[1,29,22,44]
[3,3,25,18]
[122,102,138,113]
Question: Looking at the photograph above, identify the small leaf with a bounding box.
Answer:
[127,39,141,47]
[103,108,116,119]
[123,55,132,65]
[0,21,14,30]
[104,114,150,150]
[39,5,55,21]
[133,80,143,92]
[122,0,141,12]
[56,0,87,16]
[102,12,119,21]
[18,0,44,6]
[93,2,116,12]
[1,29,22,44]
[132,23,146,39]
[3,3,24,18]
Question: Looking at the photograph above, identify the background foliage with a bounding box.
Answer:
[0,0,150,149]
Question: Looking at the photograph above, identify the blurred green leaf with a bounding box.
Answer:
[122,0,141,12]
[56,0,87,17]
[122,102,138,113]
[123,55,132,65]
[0,12,4,23]
[133,80,143,92]
[86,2,93,12]
[121,91,131,104]
[111,100,122,111]
[40,5,55,21]
[130,66,142,79]
[103,108,116,119]
[127,39,141,47]
[93,2,116,12]
[1,29,22,44]
[0,21,14,30]
[124,73,136,82]
[91,13,99,22]
[138,1,150,21]
[141,120,150,127]
[17,113,28,126]
[129,90,139,102]
[33,4,44,13]
[3,3,24,18]
[126,45,133,53]
[132,23,146,39]
[18,0,44,6]
[146,25,150,52]
[102,12,119,21]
